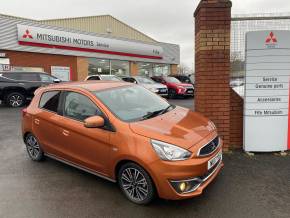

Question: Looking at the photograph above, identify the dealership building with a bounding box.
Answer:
[0,14,180,81]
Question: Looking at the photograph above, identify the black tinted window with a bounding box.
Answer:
[40,74,55,82]
[64,92,102,121]
[87,76,100,80]
[21,73,39,81]
[2,73,22,80]
[122,77,136,83]
[39,91,61,113]
[2,72,40,81]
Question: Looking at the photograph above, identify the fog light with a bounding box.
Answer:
[179,182,187,192]
[170,178,202,194]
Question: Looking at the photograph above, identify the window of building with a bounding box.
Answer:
[153,64,171,76]
[111,60,129,76]
[88,59,110,75]
[137,63,171,77]
[39,91,61,113]
[88,58,129,76]
[137,63,153,77]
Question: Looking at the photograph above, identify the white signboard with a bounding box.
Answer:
[17,24,163,60]
[0,64,11,71]
[244,30,290,152]
[51,66,71,81]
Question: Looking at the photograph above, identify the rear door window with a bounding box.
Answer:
[20,73,39,81]
[39,91,61,113]
[40,74,55,82]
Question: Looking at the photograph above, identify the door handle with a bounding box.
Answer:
[62,130,70,136]
[34,119,40,125]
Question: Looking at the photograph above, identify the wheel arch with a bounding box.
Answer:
[23,131,32,143]
[3,86,27,97]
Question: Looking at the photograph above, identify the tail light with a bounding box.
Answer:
[22,108,27,117]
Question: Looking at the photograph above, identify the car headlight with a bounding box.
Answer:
[151,139,192,161]
[149,88,158,93]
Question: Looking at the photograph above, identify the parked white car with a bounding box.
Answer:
[121,76,168,97]
[85,74,122,81]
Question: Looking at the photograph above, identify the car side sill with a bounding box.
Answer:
[45,153,116,183]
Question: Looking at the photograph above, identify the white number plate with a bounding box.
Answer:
[207,150,222,170]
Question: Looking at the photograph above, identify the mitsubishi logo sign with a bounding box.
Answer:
[17,24,163,60]
[265,31,277,44]
[22,30,33,39]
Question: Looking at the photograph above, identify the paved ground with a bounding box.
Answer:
[0,99,289,218]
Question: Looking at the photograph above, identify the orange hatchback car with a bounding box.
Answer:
[22,81,223,204]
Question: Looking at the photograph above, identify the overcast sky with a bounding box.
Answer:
[1,0,290,69]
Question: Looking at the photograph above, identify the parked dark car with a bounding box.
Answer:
[151,76,194,99]
[172,75,194,85]
[0,71,60,107]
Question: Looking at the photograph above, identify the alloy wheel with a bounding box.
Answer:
[121,167,149,202]
[9,94,23,107]
[26,135,40,159]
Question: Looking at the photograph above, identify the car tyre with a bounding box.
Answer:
[5,92,26,107]
[168,89,176,99]
[118,162,155,205]
[25,133,44,161]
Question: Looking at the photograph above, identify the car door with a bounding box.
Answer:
[32,90,65,157]
[56,91,112,175]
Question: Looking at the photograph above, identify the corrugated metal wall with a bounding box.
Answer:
[40,15,156,43]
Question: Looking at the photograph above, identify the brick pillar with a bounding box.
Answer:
[130,61,138,76]
[194,0,232,150]
[77,57,88,81]
[170,64,178,75]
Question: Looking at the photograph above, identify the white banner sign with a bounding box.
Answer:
[17,24,163,59]
[0,64,11,71]
[244,30,290,152]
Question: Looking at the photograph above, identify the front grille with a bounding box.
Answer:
[198,136,220,156]
[158,88,168,94]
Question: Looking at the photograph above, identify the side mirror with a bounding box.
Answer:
[53,78,61,83]
[84,116,104,128]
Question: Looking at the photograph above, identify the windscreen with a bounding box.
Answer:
[94,85,171,122]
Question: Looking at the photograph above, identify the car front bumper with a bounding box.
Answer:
[149,147,223,200]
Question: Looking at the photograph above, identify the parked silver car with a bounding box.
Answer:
[121,76,168,97]
[85,74,122,81]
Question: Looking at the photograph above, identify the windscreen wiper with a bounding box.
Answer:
[141,109,164,120]
[159,105,173,115]
[141,105,173,120]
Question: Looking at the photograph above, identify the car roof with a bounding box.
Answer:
[42,81,131,92]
